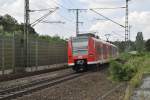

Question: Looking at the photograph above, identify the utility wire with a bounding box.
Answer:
[51,0,76,22]
[51,0,68,9]
[58,13,75,23]
[112,31,124,38]
[91,7,126,10]
[30,8,56,12]
[31,7,59,27]
[40,20,65,24]
[90,9,125,28]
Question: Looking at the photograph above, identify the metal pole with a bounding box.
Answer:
[76,9,79,36]
[12,33,15,73]
[24,0,30,68]
[125,0,129,50]
[2,34,4,75]
[128,25,132,50]
[68,9,87,36]
[35,39,38,71]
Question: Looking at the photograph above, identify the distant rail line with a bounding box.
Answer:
[0,71,84,100]
[0,64,69,82]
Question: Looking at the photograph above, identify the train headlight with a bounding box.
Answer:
[77,60,84,65]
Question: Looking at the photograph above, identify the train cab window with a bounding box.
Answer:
[72,37,88,55]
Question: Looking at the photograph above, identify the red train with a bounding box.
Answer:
[68,33,118,72]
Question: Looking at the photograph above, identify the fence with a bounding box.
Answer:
[0,33,67,75]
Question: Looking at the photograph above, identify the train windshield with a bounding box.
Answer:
[72,37,88,56]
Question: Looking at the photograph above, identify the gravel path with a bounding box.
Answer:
[132,75,150,100]
[16,69,126,100]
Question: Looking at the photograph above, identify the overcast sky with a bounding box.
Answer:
[0,0,150,41]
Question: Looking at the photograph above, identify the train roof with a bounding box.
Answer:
[77,33,95,37]
[70,34,118,48]
[92,37,117,48]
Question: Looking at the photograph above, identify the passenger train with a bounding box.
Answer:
[68,33,118,72]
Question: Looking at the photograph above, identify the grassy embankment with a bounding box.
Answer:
[108,52,150,100]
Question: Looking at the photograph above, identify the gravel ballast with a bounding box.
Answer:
[17,69,126,100]
[0,68,72,90]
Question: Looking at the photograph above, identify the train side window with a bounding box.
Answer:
[99,44,101,54]
[103,45,106,55]
[112,47,114,56]
[100,45,102,54]
[96,44,99,53]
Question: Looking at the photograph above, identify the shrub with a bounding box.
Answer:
[109,60,123,81]
[109,60,137,81]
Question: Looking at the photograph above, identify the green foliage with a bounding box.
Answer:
[109,60,137,81]
[111,52,150,89]
[122,53,150,100]
[112,41,136,53]
[145,39,150,51]
[0,14,37,34]
[109,60,122,81]
[38,35,66,44]
[119,53,132,61]
[0,14,66,44]
[135,32,144,53]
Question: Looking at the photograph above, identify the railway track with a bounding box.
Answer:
[0,64,69,82]
[0,72,84,100]
[97,83,127,100]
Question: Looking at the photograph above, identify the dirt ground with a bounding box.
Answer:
[17,68,126,100]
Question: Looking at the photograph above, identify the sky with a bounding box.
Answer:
[0,0,150,41]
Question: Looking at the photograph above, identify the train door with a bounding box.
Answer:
[103,44,107,59]
[100,44,103,64]
[109,46,112,58]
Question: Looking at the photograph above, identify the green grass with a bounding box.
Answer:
[123,52,150,100]
[108,52,150,100]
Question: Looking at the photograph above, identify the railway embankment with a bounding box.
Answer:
[115,53,150,100]
[0,63,68,82]
[15,67,126,100]
[131,74,150,100]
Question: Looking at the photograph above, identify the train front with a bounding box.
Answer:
[68,36,89,72]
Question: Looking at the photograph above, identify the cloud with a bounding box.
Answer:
[0,0,150,40]
[80,0,124,8]
[89,11,150,41]
[0,0,24,22]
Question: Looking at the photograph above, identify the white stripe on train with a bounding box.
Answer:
[68,59,110,66]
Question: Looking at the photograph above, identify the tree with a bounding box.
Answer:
[135,32,144,52]
[0,14,37,34]
[145,39,150,51]
[0,14,18,32]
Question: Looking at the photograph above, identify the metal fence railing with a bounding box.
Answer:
[0,33,67,75]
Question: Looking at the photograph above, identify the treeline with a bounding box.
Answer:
[0,14,66,44]
[112,32,150,53]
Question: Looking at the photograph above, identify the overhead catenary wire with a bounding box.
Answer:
[90,9,125,28]
[31,7,59,27]
[40,20,65,24]
[30,8,57,12]
[51,0,76,22]
[51,0,68,9]
[112,31,125,38]
[90,7,126,10]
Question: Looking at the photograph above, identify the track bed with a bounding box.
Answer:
[15,66,126,100]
